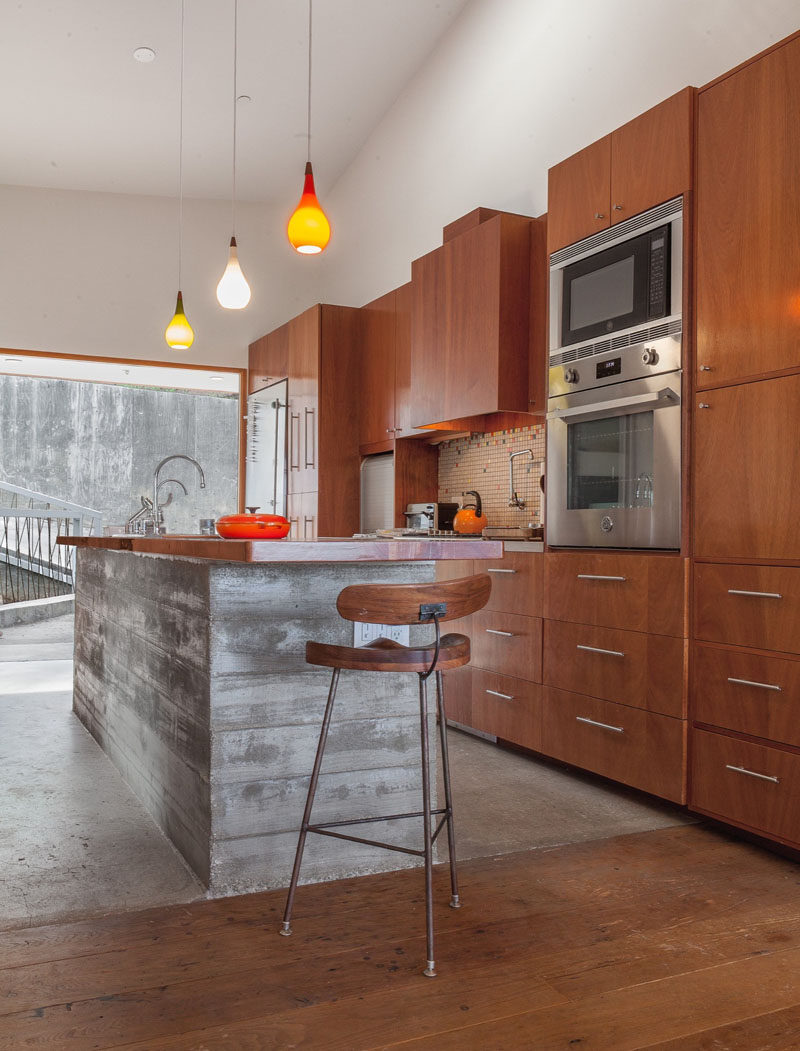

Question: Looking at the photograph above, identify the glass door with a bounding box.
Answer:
[245,379,287,516]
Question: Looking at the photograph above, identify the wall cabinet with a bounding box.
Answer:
[547,87,694,254]
[247,304,361,540]
[411,212,540,425]
[696,35,800,389]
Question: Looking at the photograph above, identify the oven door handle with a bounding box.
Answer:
[547,386,680,423]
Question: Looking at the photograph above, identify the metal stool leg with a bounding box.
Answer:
[280,668,340,936]
[419,672,437,977]
[435,670,461,909]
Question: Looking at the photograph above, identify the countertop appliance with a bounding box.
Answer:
[546,199,683,550]
[403,502,458,532]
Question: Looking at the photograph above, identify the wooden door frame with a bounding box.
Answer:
[0,346,247,513]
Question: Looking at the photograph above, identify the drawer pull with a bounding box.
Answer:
[487,568,517,574]
[485,628,516,637]
[576,644,625,658]
[727,676,782,693]
[577,574,627,582]
[725,764,780,785]
[727,589,782,599]
[485,689,514,701]
[576,716,624,734]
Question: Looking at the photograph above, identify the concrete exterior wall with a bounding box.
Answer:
[0,374,238,533]
[73,549,440,895]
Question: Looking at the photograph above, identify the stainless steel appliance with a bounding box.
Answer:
[546,199,683,550]
[403,502,458,532]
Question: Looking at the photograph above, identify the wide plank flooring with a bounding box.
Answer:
[2,822,800,1049]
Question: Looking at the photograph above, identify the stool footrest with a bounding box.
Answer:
[305,807,451,858]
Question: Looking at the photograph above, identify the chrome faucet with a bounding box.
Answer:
[152,455,206,533]
[508,449,544,509]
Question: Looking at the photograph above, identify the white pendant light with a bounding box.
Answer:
[165,0,194,350]
[216,0,251,309]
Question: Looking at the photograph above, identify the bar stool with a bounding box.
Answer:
[279,572,491,977]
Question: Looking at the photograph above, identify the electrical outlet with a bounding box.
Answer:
[354,622,410,647]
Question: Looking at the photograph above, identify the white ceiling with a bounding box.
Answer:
[0,0,469,202]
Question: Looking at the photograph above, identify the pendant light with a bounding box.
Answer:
[216,0,251,309]
[287,0,331,255]
[165,0,194,350]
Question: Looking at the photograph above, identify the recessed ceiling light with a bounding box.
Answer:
[133,46,156,63]
[237,95,252,104]
[4,356,23,363]
[210,375,225,383]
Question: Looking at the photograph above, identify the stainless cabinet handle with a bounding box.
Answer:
[576,644,625,658]
[289,412,301,470]
[698,403,710,409]
[487,568,517,574]
[594,212,605,219]
[576,716,624,734]
[613,204,623,211]
[485,689,514,701]
[727,677,782,692]
[727,589,782,599]
[577,574,626,582]
[726,764,779,785]
[699,365,712,371]
[395,427,403,432]
[485,628,516,637]
[304,407,316,468]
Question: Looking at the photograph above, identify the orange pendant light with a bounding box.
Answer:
[287,0,331,255]
[288,161,330,254]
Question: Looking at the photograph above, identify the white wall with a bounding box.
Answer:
[320,0,800,306]
[0,185,321,367]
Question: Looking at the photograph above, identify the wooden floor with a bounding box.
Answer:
[3,823,800,1050]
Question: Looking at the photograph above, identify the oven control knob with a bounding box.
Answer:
[601,516,614,533]
[564,367,579,384]
[641,347,658,366]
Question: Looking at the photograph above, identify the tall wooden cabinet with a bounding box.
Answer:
[247,304,361,540]
[547,87,694,254]
[690,31,800,851]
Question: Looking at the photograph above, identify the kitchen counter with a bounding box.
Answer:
[59,535,502,561]
[62,537,498,897]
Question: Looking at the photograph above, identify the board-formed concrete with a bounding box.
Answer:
[73,549,440,895]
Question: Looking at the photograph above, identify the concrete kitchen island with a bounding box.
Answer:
[59,536,498,896]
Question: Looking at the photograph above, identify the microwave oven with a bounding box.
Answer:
[549,197,683,371]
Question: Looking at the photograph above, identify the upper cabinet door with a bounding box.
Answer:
[410,242,450,428]
[393,282,425,438]
[547,136,611,255]
[359,289,396,447]
[696,36,800,389]
[610,87,693,225]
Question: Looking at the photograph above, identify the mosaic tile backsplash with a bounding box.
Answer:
[438,423,546,527]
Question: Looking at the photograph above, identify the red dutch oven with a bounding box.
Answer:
[216,506,290,540]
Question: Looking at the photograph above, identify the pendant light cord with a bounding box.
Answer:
[231,0,238,235]
[306,0,312,162]
[177,0,186,289]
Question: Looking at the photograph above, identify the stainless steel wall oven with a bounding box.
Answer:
[546,198,683,549]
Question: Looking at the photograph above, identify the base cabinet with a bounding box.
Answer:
[470,669,542,752]
[691,729,800,848]
[542,688,686,803]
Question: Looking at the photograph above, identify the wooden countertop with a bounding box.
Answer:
[57,535,503,563]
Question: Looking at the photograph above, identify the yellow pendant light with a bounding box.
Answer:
[287,0,331,255]
[216,0,251,308]
[166,0,194,350]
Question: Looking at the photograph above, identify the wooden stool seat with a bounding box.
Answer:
[279,573,491,978]
[306,633,470,674]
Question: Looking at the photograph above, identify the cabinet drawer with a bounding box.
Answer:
[692,644,800,747]
[694,564,800,654]
[482,551,543,617]
[544,553,687,637]
[470,610,542,682]
[470,669,542,751]
[691,728,800,847]
[441,666,472,726]
[544,621,685,719]
[542,687,686,803]
[435,559,474,583]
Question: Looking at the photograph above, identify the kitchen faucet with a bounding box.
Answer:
[508,449,544,509]
[152,455,206,533]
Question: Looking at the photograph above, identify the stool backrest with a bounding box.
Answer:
[336,573,491,626]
